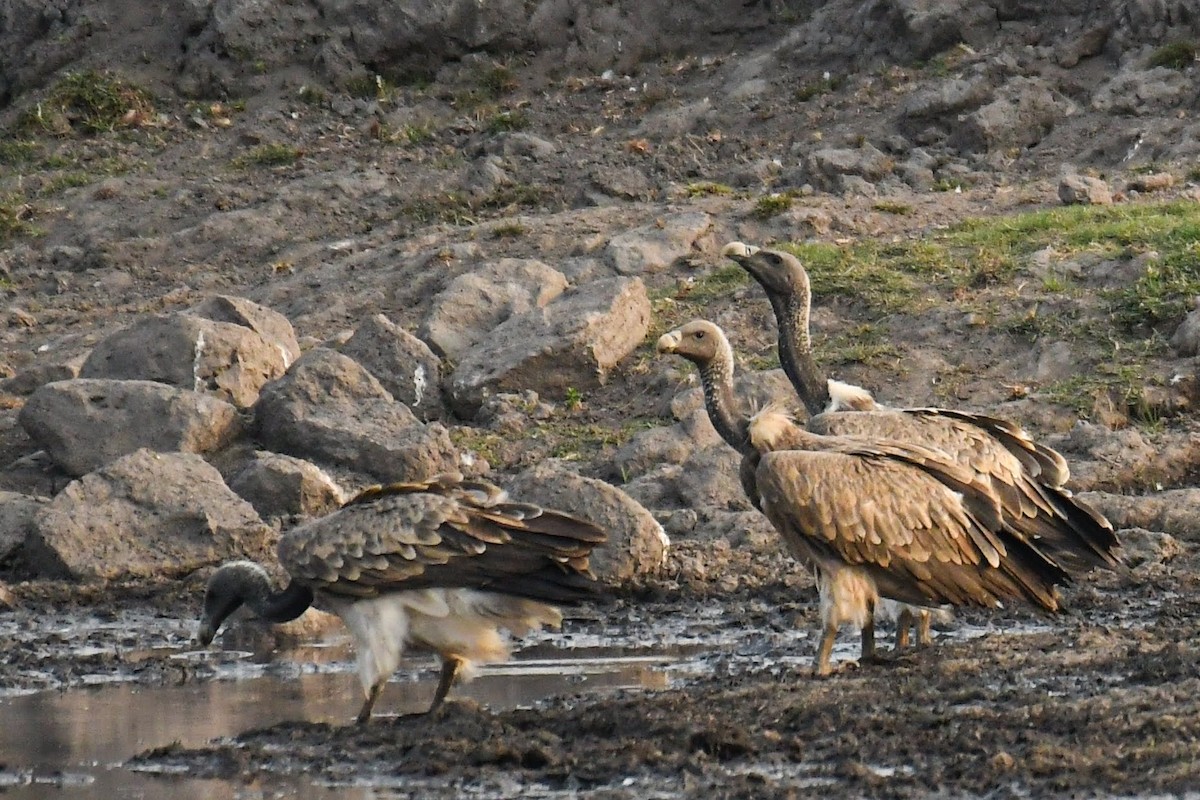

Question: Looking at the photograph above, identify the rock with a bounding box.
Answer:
[674,445,752,512]
[0,491,47,562]
[1056,25,1109,68]
[591,166,655,202]
[604,212,714,276]
[1,353,85,396]
[1079,489,1200,542]
[495,132,557,160]
[610,425,696,481]
[447,277,651,418]
[79,313,291,408]
[506,461,668,582]
[19,379,242,477]
[420,259,568,359]
[255,348,458,482]
[808,144,895,191]
[901,77,992,119]
[1127,172,1175,193]
[952,78,1074,153]
[1116,527,1185,569]
[1170,299,1200,356]
[1092,66,1193,116]
[26,449,274,581]
[229,451,344,520]
[190,295,302,365]
[1058,175,1113,206]
[340,314,445,420]
[460,155,513,198]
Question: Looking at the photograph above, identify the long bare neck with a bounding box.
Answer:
[698,351,752,455]
[772,289,830,417]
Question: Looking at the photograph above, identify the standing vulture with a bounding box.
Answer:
[197,472,606,722]
[657,320,988,671]
[722,241,1120,583]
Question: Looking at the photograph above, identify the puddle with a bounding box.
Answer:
[0,639,685,800]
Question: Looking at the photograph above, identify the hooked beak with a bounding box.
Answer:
[196,621,217,646]
[656,330,682,354]
[720,241,760,260]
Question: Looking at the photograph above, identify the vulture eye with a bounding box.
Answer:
[694,330,706,339]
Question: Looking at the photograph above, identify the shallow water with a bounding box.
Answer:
[0,637,684,799]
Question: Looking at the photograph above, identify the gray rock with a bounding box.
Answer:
[230,451,344,520]
[19,379,242,477]
[611,425,696,482]
[2,353,85,396]
[952,78,1074,153]
[1170,299,1200,356]
[496,132,558,160]
[26,449,274,581]
[420,259,568,359]
[340,314,445,420]
[255,348,459,482]
[1092,66,1194,116]
[506,460,668,582]
[807,144,894,190]
[901,77,993,119]
[605,212,714,275]
[675,445,752,512]
[79,313,291,408]
[0,491,47,562]
[591,166,655,202]
[1058,175,1113,206]
[1080,489,1200,542]
[460,155,513,198]
[1116,527,1185,569]
[447,277,651,418]
[190,295,302,365]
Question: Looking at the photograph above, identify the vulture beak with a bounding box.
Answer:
[656,330,682,354]
[721,241,760,260]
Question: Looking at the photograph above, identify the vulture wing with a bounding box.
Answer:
[279,476,607,605]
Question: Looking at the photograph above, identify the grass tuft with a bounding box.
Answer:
[16,70,154,136]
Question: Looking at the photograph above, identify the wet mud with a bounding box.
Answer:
[4,552,1199,798]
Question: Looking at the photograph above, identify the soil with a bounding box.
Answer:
[2,2,1200,796]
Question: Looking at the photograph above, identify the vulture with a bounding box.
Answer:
[658,319,985,670]
[722,241,1120,582]
[197,472,606,722]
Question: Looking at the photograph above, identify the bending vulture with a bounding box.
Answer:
[657,319,1010,673]
[197,472,606,722]
[722,241,1120,578]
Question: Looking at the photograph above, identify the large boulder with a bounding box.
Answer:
[19,379,241,476]
[255,348,458,482]
[419,258,568,359]
[604,212,714,276]
[26,449,274,581]
[506,461,669,582]
[229,451,345,521]
[340,314,446,420]
[190,295,302,366]
[79,313,290,408]
[447,277,652,418]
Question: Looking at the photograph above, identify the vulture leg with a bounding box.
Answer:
[894,608,914,653]
[814,623,838,677]
[356,682,385,725]
[427,656,464,713]
[917,612,934,648]
[860,598,883,664]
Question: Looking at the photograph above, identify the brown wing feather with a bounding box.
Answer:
[755,449,1065,611]
[278,476,607,605]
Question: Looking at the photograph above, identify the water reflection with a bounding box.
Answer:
[0,648,678,800]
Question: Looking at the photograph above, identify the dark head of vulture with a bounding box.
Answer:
[723,241,1120,575]
[198,472,606,723]
[656,319,749,454]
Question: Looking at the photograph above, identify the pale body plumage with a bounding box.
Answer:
[198,473,605,721]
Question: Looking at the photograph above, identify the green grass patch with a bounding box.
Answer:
[1147,41,1197,69]
[872,200,912,215]
[754,193,793,218]
[485,110,529,134]
[0,194,41,243]
[0,140,41,165]
[685,181,734,198]
[399,185,552,226]
[16,70,154,136]
[235,143,304,168]
[819,324,901,366]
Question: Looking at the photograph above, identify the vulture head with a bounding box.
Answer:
[196,560,274,646]
[656,319,732,369]
[721,241,810,299]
